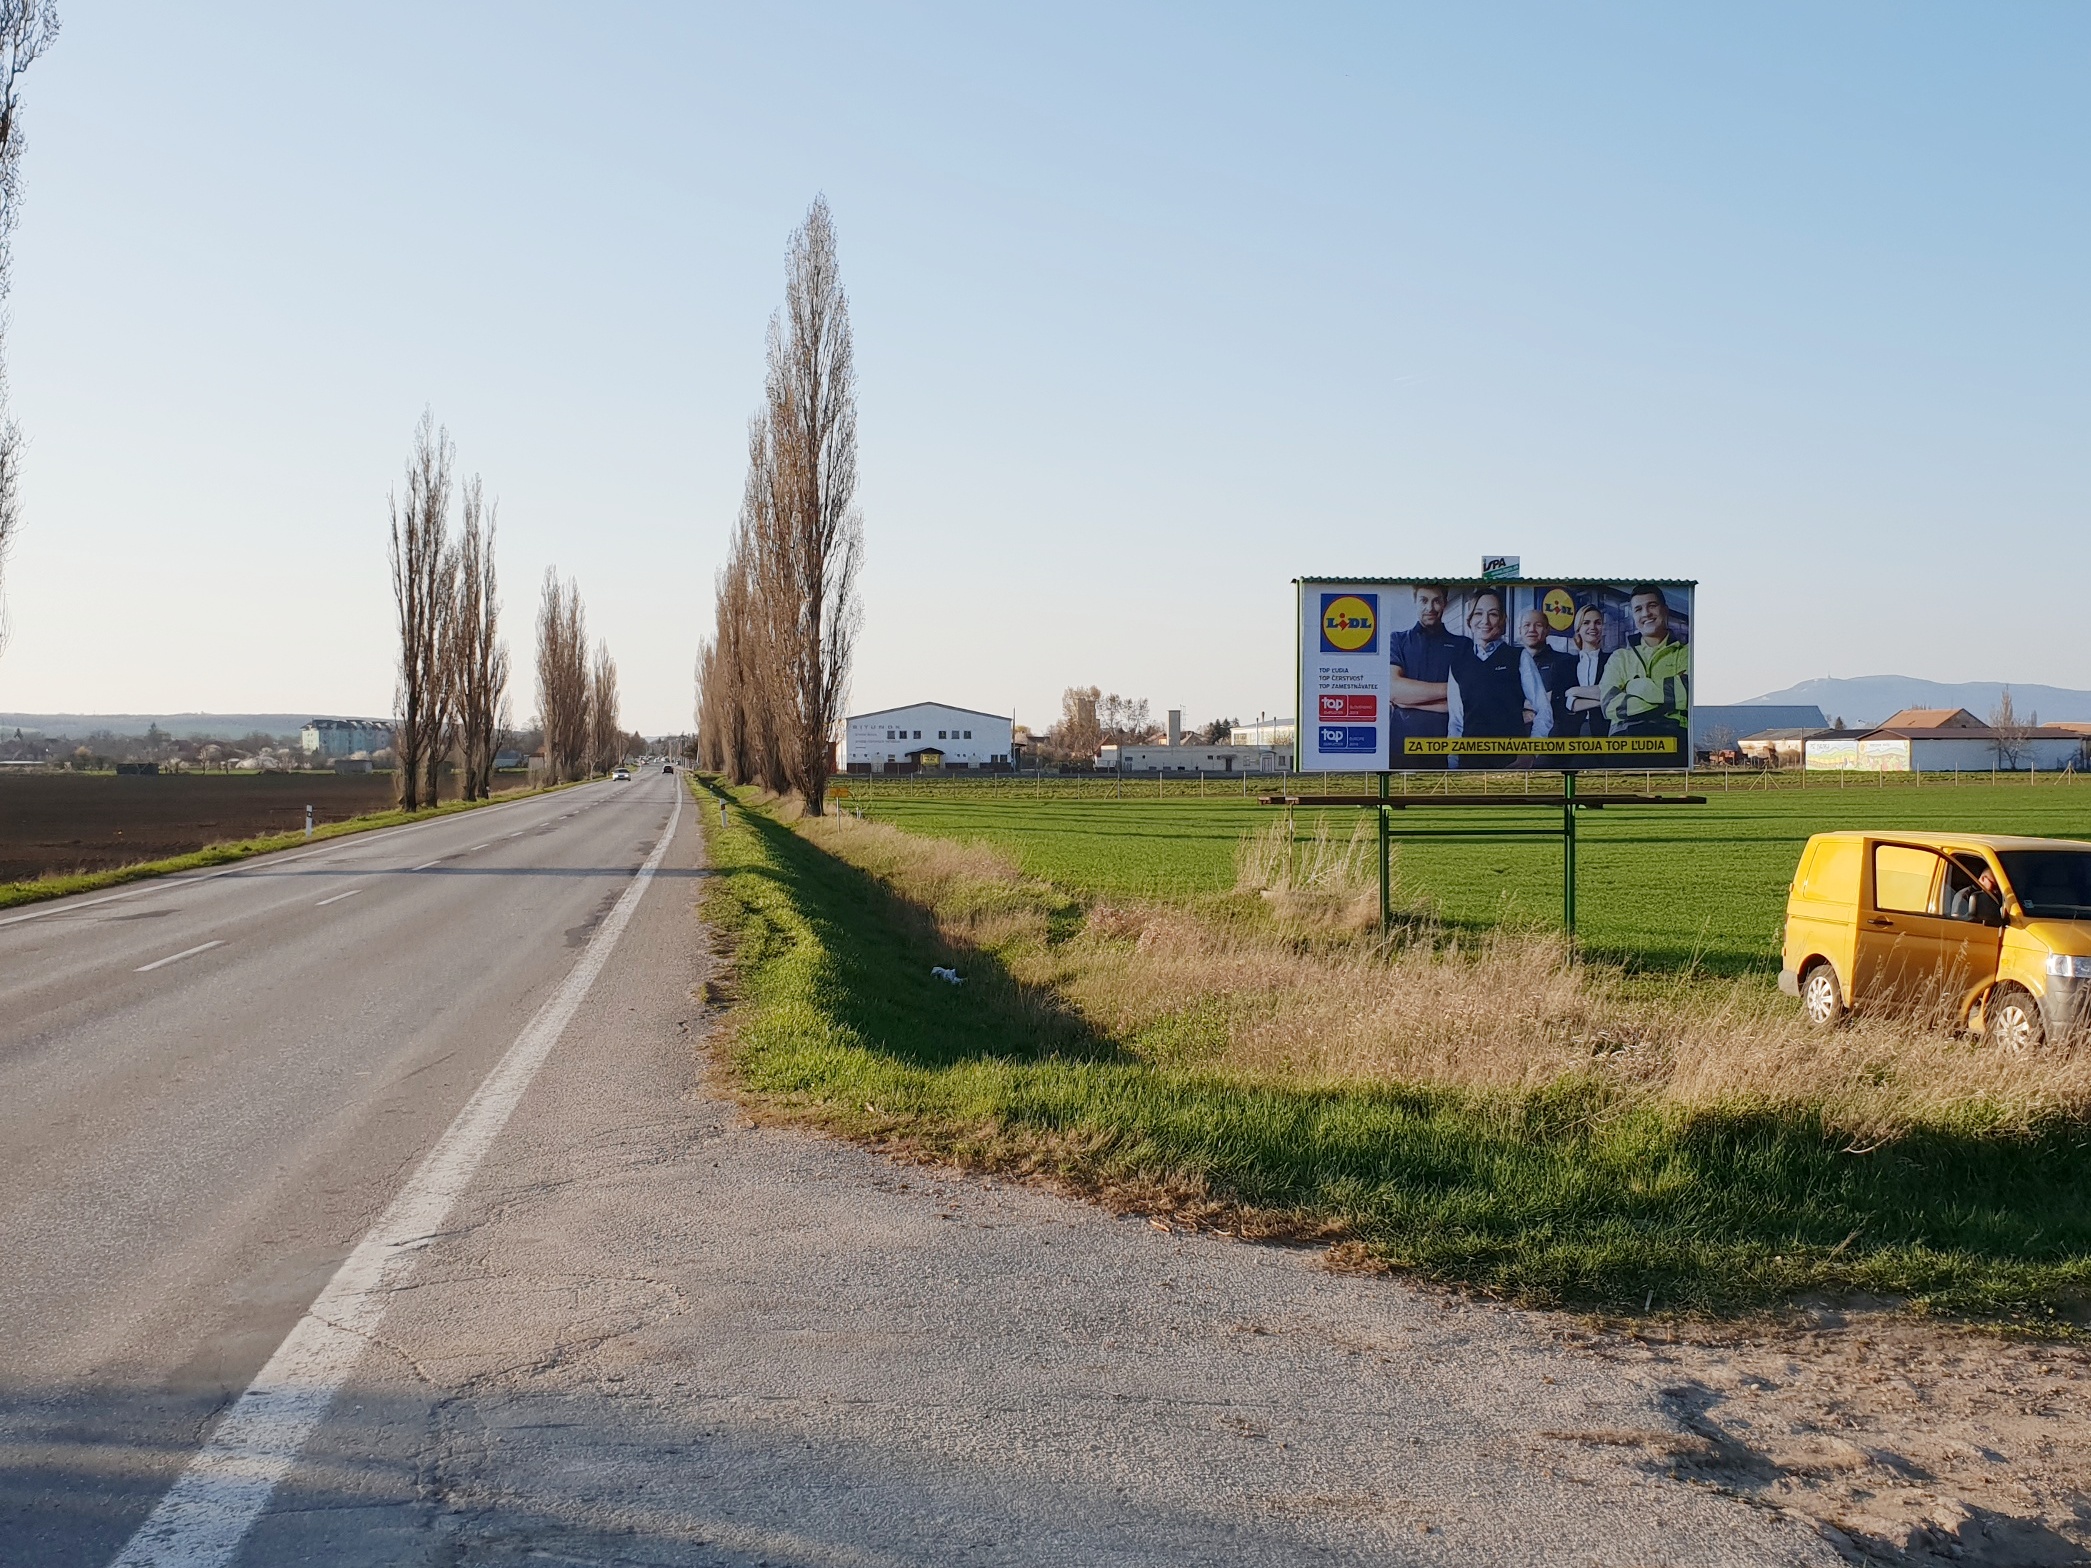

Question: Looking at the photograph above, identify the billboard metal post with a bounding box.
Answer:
[1561,772,1576,937]
[1378,771,1391,932]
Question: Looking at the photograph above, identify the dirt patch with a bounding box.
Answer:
[1542,1312,2091,1564]
[0,773,531,881]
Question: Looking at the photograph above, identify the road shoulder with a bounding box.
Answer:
[238,801,1837,1567]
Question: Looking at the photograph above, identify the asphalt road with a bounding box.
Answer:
[0,771,688,1567]
[1,771,1840,1566]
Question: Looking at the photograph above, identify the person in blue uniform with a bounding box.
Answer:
[1387,583,1458,770]
[1446,589,1550,765]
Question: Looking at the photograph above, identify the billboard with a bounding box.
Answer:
[1297,578,1696,772]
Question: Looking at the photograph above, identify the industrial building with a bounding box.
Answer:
[300,718,393,758]
[1098,743,1288,774]
[1229,717,1296,747]
[1693,705,1826,757]
[842,702,1014,771]
[1804,708,2088,772]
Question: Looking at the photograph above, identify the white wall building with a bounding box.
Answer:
[1099,744,1289,774]
[301,718,393,757]
[843,703,1013,771]
[1804,708,2089,772]
[1229,718,1296,747]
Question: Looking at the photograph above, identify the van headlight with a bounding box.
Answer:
[2046,954,2091,979]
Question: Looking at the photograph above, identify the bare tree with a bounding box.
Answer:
[1098,693,1159,747]
[388,412,455,810]
[692,198,864,807]
[450,476,509,800]
[0,0,58,657]
[692,640,718,771]
[1052,685,1101,762]
[588,640,621,776]
[535,569,590,783]
[1990,686,2033,771]
[755,197,862,814]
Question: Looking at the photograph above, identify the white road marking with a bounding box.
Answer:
[108,785,682,1568]
[467,843,489,853]
[135,941,225,973]
[410,858,446,871]
[314,889,361,908]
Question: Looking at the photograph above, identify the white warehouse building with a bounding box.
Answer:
[843,702,1014,772]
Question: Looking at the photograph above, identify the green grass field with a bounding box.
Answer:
[698,773,2091,1323]
[835,773,2091,974]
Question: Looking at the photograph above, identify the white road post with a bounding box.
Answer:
[304,805,313,840]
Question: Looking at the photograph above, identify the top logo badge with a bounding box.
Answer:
[1319,592,1378,654]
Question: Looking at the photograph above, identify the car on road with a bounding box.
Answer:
[663,763,674,773]
[1781,831,2091,1047]
[612,768,630,781]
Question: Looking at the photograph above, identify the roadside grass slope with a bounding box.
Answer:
[845,775,2091,976]
[698,777,2091,1325]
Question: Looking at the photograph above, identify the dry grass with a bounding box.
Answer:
[800,811,2091,1140]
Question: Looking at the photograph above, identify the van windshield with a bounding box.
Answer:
[1996,849,2091,918]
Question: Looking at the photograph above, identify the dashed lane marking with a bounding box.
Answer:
[135,941,225,973]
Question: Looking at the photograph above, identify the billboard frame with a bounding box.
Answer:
[1288,574,1705,935]
[1294,575,1699,775]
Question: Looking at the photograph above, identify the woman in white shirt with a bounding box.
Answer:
[1562,604,1610,738]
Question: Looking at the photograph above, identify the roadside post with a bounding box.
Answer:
[305,804,313,840]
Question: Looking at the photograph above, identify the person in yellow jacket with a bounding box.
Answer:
[1597,584,1689,742]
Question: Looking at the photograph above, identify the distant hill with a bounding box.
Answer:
[1738,678,2091,729]
[0,712,373,740]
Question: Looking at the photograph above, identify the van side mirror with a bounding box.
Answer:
[1972,891,2005,927]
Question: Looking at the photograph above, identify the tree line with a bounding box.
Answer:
[533,566,625,784]
[388,412,627,807]
[387,413,513,808]
[693,196,862,817]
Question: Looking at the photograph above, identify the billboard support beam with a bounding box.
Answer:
[1378,771,1391,932]
[1263,782,1705,937]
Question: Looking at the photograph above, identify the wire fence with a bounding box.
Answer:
[824,762,2088,806]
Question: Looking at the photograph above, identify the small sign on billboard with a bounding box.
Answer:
[1481,555,1521,581]
[1296,577,1696,772]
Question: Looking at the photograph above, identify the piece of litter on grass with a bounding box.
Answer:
[931,966,964,985]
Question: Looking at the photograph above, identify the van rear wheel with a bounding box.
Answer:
[1800,962,1845,1028]
[1985,985,2046,1051]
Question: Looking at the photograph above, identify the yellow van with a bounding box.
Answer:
[1780,832,2091,1047]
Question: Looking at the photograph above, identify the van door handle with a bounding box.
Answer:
[1867,917,1895,928]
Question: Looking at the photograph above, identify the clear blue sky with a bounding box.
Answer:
[2,2,2085,733]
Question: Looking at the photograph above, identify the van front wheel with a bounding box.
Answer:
[1800,962,1845,1028]
[1986,985,2046,1052]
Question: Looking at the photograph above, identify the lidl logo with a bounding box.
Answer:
[1319,593,1378,654]
[1542,586,1577,631]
